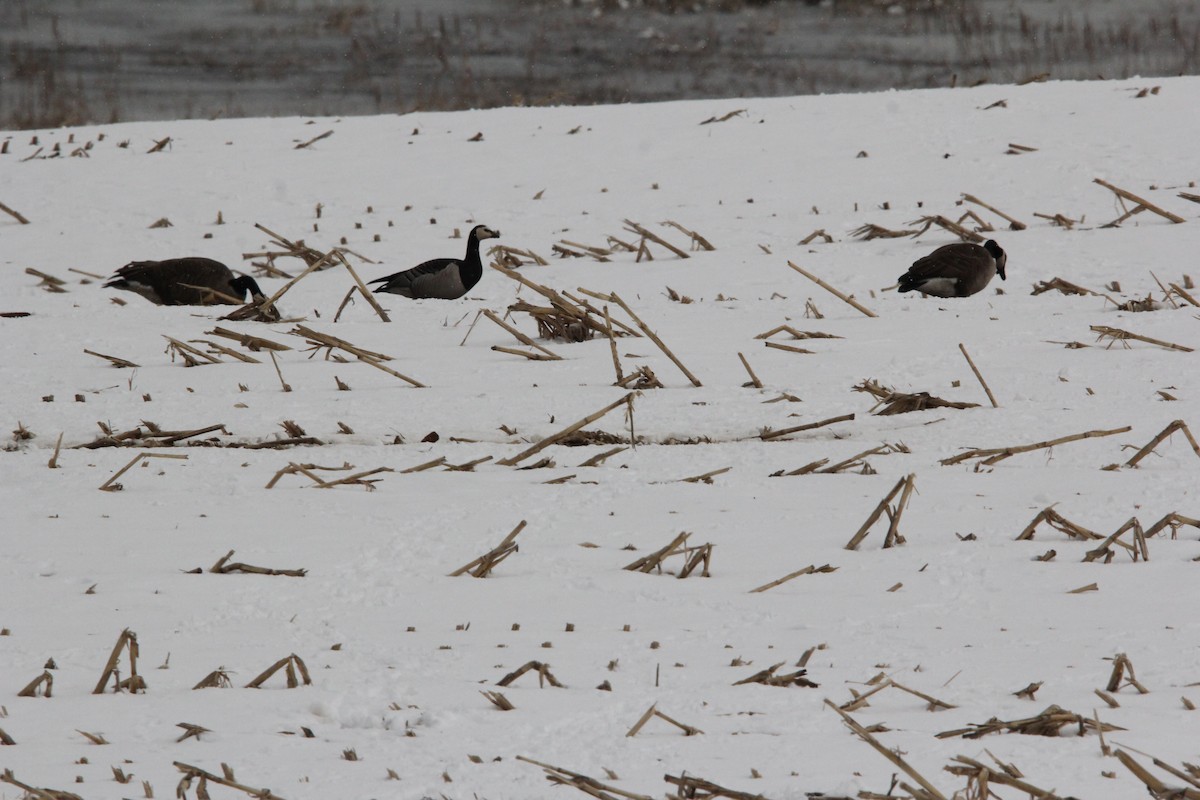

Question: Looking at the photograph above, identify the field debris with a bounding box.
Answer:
[936,704,1125,739]
[450,520,526,578]
[854,379,979,415]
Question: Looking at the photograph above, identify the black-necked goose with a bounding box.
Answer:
[369,225,500,299]
[104,258,265,306]
[897,239,1007,298]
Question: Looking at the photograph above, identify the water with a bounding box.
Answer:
[2,0,1197,129]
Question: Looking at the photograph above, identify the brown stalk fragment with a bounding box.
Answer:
[755,324,842,341]
[1144,511,1200,539]
[583,289,701,386]
[944,755,1074,800]
[1105,652,1150,694]
[1030,277,1107,299]
[957,343,999,408]
[624,531,691,574]
[1013,681,1043,700]
[192,339,261,363]
[577,446,627,468]
[498,393,636,467]
[855,379,978,415]
[1093,178,1186,224]
[294,129,333,150]
[174,761,287,800]
[1120,420,1200,468]
[677,466,730,484]
[786,261,877,317]
[824,701,949,800]
[331,250,389,321]
[165,336,222,366]
[244,654,312,688]
[0,200,31,224]
[1033,211,1079,229]
[192,669,233,689]
[664,774,767,800]
[0,770,83,800]
[748,563,837,593]
[699,109,746,124]
[623,219,690,260]
[764,341,813,355]
[207,326,291,352]
[175,723,211,742]
[625,704,703,737]
[493,266,636,342]
[482,309,562,359]
[961,193,1027,230]
[496,660,563,688]
[851,223,912,240]
[93,628,144,694]
[1082,518,1147,562]
[26,268,68,293]
[737,352,763,388]
[207,549,307,577]
[491,244,549,266]
[481,691,515,710]
[491,346,549,364]
[806,443,904,475]
[940,426,1131,466]
[1091,325,1193,352]
[732,662,819,688]
[660,220,716,251]
[1168,282,1200,307]
[1016,506,1103,541]
[516,755,655,800]
[290,324,394,361]
[909,215,985,242]
[84,349,140,368]
[760,413,854,441]
[95,451,194,488]
[845,474,915,550]
[17,671,54,698]
[449,521,526,578]
[889,680,957,711]
[935,704,1124,739]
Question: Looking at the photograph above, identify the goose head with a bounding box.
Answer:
[230,275,267,301]
[470,224,501,242]
[983,240,1007,281]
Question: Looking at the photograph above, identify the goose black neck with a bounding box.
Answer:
[460,230,485,285]
[232,275,266,300]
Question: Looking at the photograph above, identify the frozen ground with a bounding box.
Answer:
[1,75,1199,799]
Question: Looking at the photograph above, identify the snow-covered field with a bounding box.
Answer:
[1,77,1198,800]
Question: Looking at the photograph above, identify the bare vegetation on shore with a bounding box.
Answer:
[1,0,1198,129]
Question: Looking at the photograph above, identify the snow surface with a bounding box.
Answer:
[1,77,1199,800]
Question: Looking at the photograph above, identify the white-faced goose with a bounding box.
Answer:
[369,225,500,299]
[104,258,265,306]
[897,240,1007,298]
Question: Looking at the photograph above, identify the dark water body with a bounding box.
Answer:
[2,0,1198,129]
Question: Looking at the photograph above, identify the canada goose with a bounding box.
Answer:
[369,225,501,300]
[105,258,265,306]
[897,240,1007,298]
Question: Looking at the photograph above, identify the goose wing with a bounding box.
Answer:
[906,244,986,280]
[106,258,236,305]
[370,258,465,299]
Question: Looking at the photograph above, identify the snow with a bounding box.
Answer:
[1,77,1199,800]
